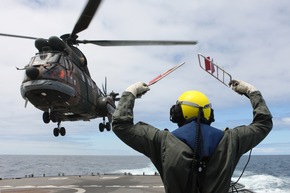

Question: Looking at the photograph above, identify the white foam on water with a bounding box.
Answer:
[232,174,290,193]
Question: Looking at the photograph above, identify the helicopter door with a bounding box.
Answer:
[84,75,95,105]
[77,69,88,102]
[64,58,87,101]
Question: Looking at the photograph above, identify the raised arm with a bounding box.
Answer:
[112,82,163,158]
[229,80,273,155]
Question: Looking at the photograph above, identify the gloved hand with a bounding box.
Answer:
[229,80,257,97]
[126,82,150,98]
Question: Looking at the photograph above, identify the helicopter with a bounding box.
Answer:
[0,0,197,137]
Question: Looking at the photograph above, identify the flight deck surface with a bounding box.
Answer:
[0,174,255,193]
[0,175,164,193]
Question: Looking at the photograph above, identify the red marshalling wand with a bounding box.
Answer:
[148,62,185,86]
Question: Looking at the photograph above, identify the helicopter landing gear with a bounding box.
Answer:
[43,111,65,137]
[53,122,66,137]
[99,117,111,132]
[43,112,50,123]
[99,122,111,132]
[50,111,58,123]
[42,110,58,123]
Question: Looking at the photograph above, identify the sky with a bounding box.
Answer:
[0,0,289,155]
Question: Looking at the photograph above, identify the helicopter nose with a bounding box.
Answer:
[26,67,39,79]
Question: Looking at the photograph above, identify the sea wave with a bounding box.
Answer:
[232,174,290,193]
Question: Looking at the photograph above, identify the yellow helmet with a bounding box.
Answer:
[177,90,212,121]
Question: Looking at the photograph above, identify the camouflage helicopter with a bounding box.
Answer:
[0,0,197,137]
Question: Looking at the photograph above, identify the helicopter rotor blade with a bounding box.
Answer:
[71,0,102,37]
[0,33,38,40]
[77,40,198,46]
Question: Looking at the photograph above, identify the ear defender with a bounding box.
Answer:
[170,104,186,126]
[198,108,215,125]
[209,108,215,124]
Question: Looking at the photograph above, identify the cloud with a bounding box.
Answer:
[254,143,290,155]
[281,117,290,124]
[272,116,290,131]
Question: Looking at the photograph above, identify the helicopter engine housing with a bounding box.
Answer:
[96,96,116,117]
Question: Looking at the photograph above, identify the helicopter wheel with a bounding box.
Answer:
[50,111,58,123]
[105,122,111,131]
[99,123,105,132]
[53,128,59,137]
[59,127,66,136]
[43,112,50,124]
[53,122,66,137]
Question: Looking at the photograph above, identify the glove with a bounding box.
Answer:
[126,82,150,98]
[229,80,257,97]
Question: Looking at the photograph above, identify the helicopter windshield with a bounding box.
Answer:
[29,53,60,66]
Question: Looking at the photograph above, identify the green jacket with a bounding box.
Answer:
[112,91,272,193]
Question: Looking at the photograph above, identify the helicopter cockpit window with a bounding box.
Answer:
[29,53,60,67]
[58,56,66,69]
[65,59,74,71]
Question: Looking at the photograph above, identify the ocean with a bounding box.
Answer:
[0,155,289,193]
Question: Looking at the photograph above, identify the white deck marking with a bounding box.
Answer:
[48,177,69,180]
[82,185,103,188]
[105,185,126,188]
[0,185,86,193]
[129,185,149,188]
[100,176,120,179]
[153,185,164,188]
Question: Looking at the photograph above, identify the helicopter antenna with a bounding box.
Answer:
[102,77,107,96]
[24,98,29,108]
